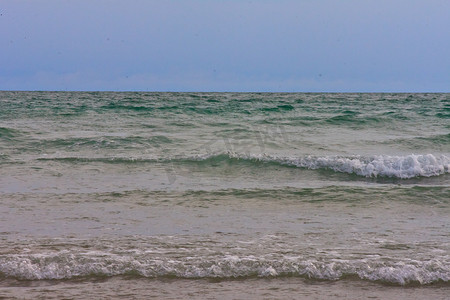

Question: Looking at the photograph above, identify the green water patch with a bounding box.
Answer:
[261,104,295,112]
[435,112,449,119]
[377,134,450,151]
[324,114,382,126]
[0,127,24,141]
[101,102,154,112]
[0,127,19,138]
[30,135,177,151]
[182,185,450,205]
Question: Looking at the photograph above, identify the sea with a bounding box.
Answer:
[0,91,449,299]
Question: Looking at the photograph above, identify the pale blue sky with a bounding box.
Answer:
[1,0,449,92]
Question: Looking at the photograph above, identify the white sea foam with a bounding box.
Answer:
[1,253,448,285]
[226,153,450,179]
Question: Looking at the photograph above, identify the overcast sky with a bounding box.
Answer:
[1,0,449,92]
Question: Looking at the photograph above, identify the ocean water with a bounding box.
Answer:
[0,91,449,299]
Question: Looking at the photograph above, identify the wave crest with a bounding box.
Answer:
[1,253,448,285]
[276,154,449,179]
[202,153,450,179]
[36,153,449,179]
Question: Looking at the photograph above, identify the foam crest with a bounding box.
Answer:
[226,153,449,179]
[284,154,450,178]
[1,253,448,285]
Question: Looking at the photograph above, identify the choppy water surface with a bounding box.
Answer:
[0,92,449,298]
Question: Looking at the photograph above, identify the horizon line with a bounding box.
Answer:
[1,89,448,94]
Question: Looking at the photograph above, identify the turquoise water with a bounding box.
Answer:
[0,92,449,298]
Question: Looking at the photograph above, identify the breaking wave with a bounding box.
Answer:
[240,153,450,179]
[37,153,450,179]
[0,252,448,285]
